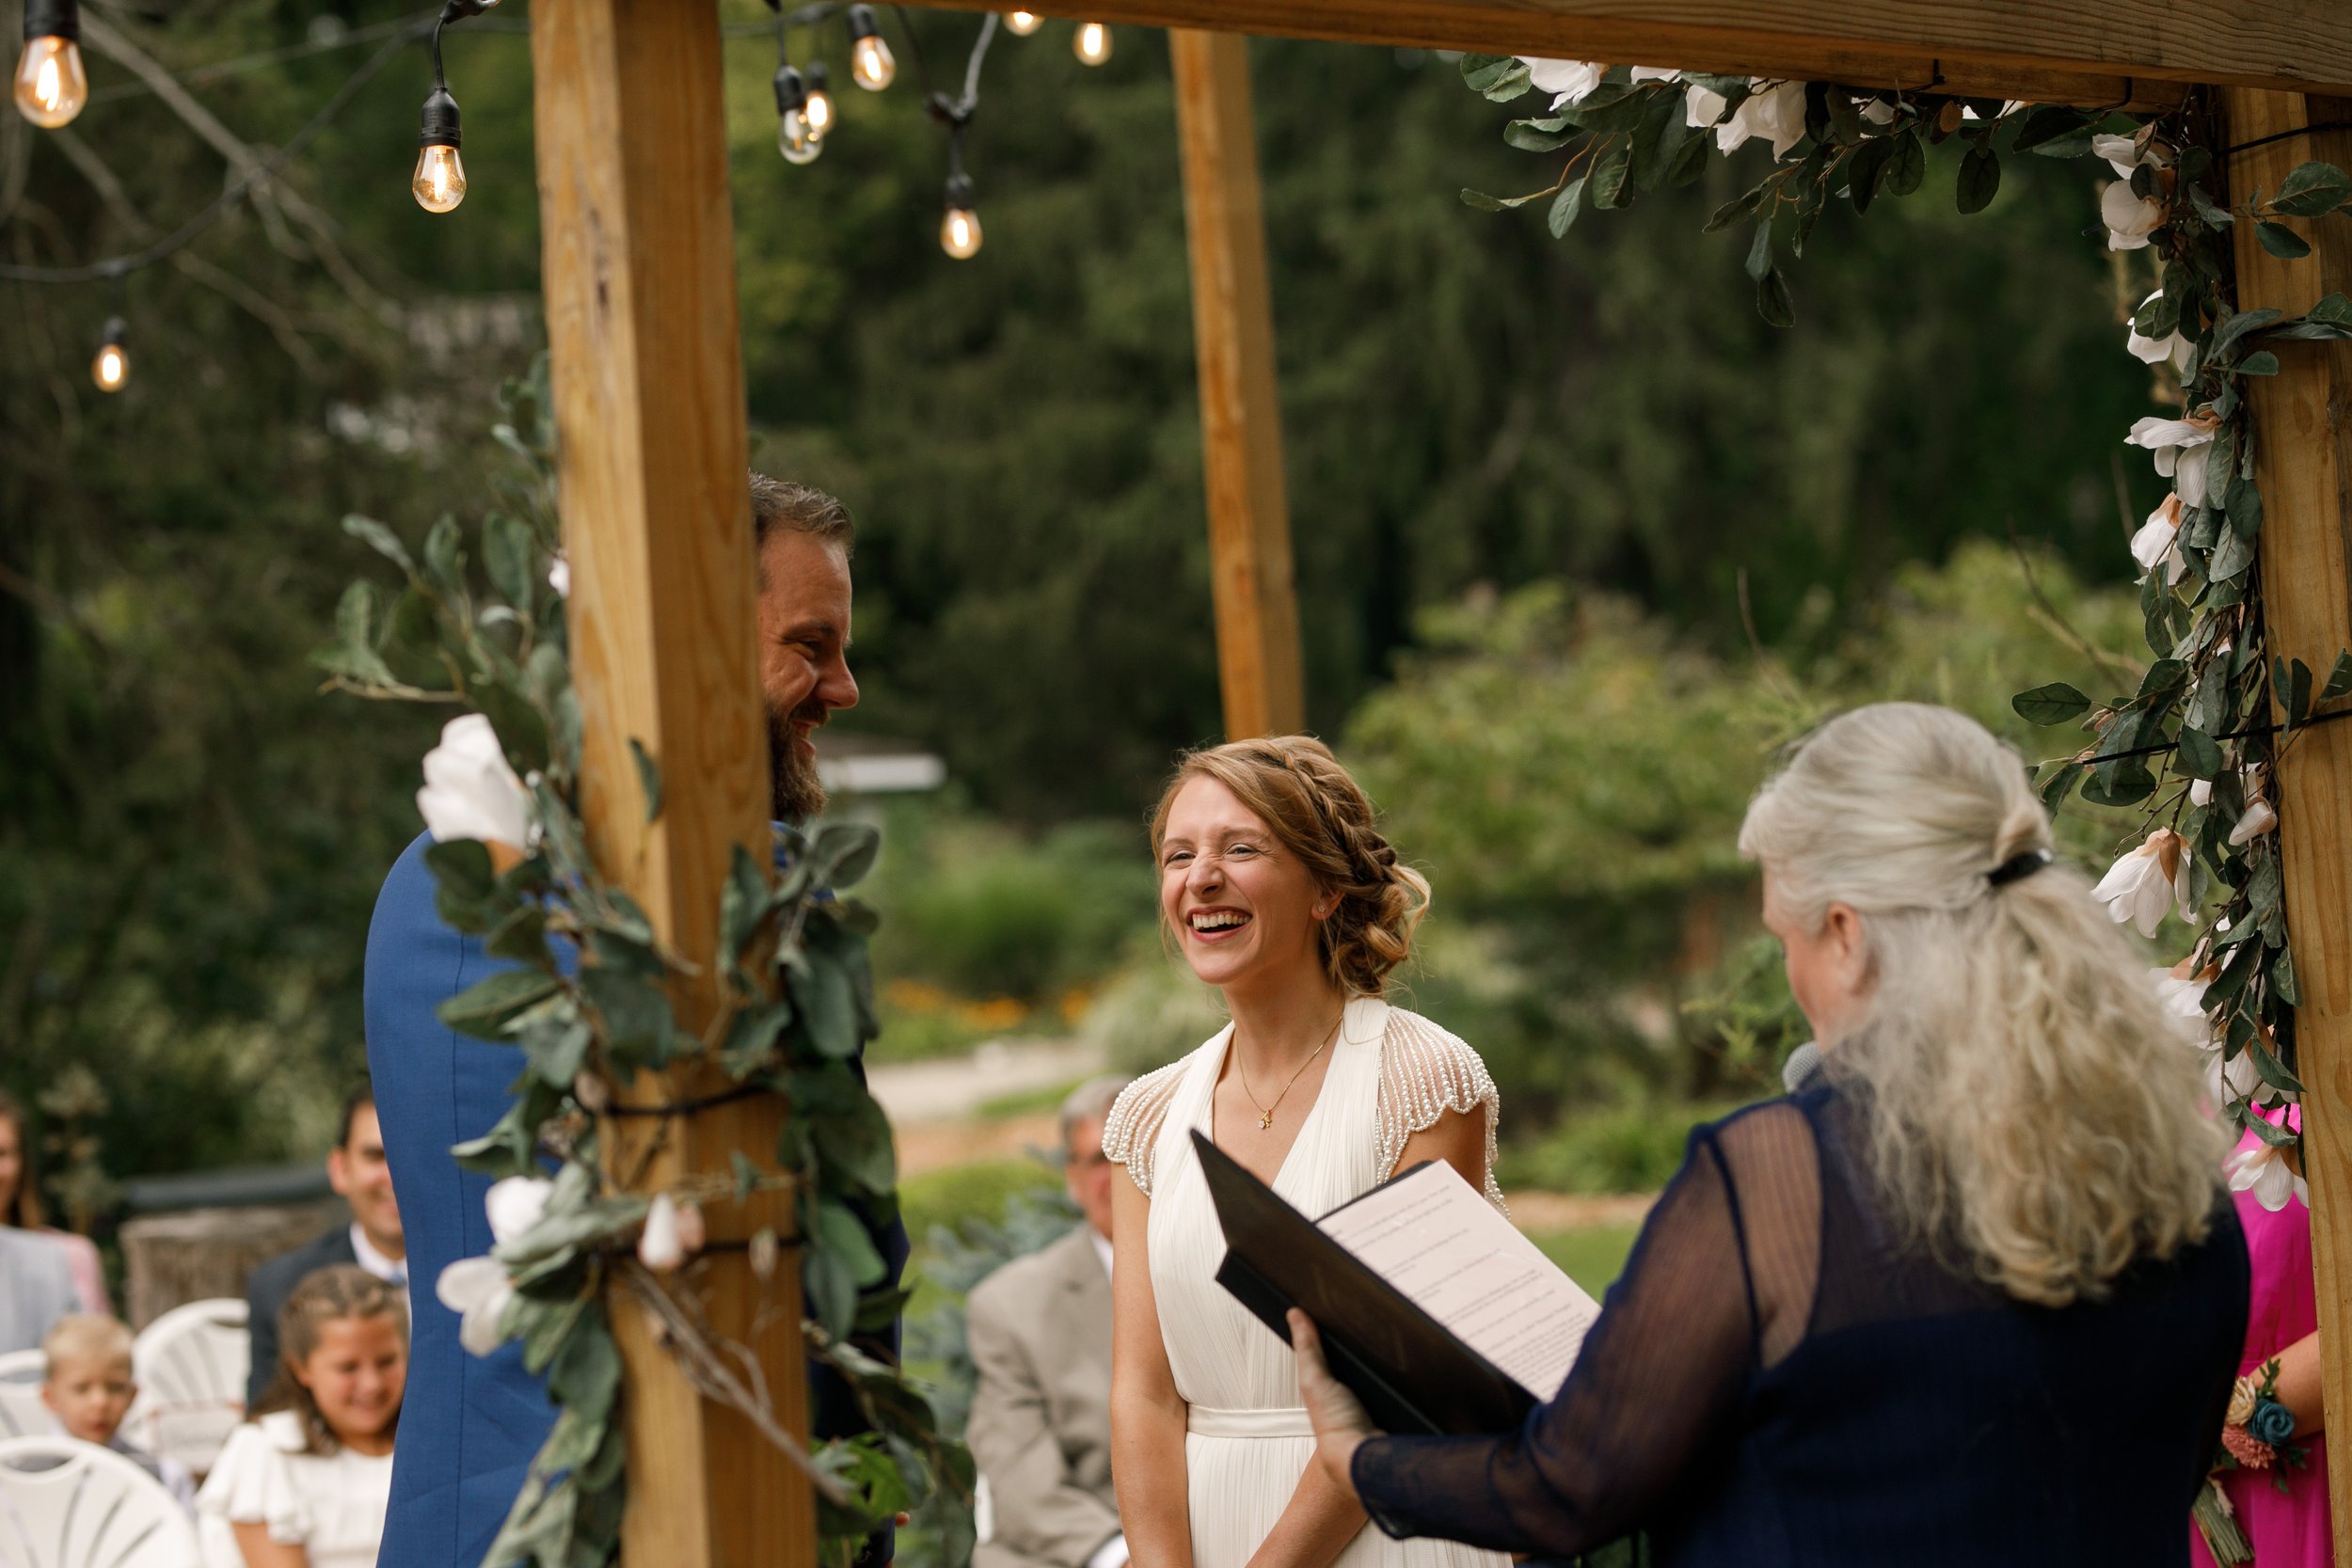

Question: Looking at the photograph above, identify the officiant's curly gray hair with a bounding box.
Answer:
[1739,703,2228,1307]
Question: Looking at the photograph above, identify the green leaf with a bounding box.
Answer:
[1459,188,1507,212]
[1589,143,1633,211]
[438,969,563,1042]
[425,838,499,903]
[2011,682,2091,725]
[2176,723,2223,781]
[342,515,415,575]
[1664,126,1712,186]
[1482,64,1534,103]
[1882,132,1926,197]
[812,1092,898,1196]
[2276,656,2315,726]
[1704,183,1766,232]
[1756,266,1796,328]
[2321,649,2352,702]
[805,1244,858,1339]
[2211,307,2284,364]
[719,1000,794,1078]
[547,1306,622,1416]
[2009,104,2095,154]
[2271,160,2352,217]
[1504,119,1575,152]
[2237,350,2281,377]
[628,738,662,824]
[1547,176,1588,238]
[1955,144,2001,214]
[1743,223,1774,283]
[2257,220,2312,260]
[2037,760,2080,812]
[1845,136,1896,214]
[580,968,675,1066]
[2187,180,2235,228]
[484,512,536,612]
[815,1198,889,1288]
[2273,946,2302,1008]
[789,954,864,1060]
[1457,53,1517,90]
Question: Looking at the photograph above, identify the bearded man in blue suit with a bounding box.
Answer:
[368,477,905,1568]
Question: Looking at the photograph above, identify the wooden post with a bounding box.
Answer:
[1171,29,1307,740]
[2224,87,2352,1563]
[532,2,810,1564]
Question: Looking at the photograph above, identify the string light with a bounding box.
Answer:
[90,314,127,392]
[411,1,491,214]
[1073,21,1110,66]
[804,60,835,140]
[773,63,821,164]
[941,171,981,259]
[14,0,88,128]
[1004,10,1042,35]
[846,5,895,90]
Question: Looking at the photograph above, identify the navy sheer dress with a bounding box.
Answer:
[1351,1081,2249,1565]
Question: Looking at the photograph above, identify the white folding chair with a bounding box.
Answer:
[0,1356,48,1444]
[0,1435,199,1568]
[124,1303,246,1480]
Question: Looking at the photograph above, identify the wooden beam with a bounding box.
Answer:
[917,0,2352,106]
[532,2,812,1565]
[2223,87,2352,1567]
[1172,29,1307,741]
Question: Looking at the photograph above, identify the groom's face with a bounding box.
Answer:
[756,528,858,823]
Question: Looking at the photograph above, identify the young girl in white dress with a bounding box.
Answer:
[1102,736,1508,1568]
[197,1264,407,1568]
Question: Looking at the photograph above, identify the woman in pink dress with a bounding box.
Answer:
[2192,1105,2329,1568]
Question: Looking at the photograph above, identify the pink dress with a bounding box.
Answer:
[2190,1116,2330,1568]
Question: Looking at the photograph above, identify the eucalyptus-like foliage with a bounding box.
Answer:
[1465,59,2352,1159]
[320,356,969,1568]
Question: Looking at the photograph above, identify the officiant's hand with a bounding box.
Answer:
[1288,1309,1375,1495]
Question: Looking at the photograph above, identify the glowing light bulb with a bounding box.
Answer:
[413,144,466,213]
[803,60,834,141]
[1073,21,1111,65]
[1004,9,1042,34]
[90,318,127,393]
[942,204,982,259]
[773,63,822,165]
[941,172,981,259]
[845,6,895,90]
[13,34,87,128]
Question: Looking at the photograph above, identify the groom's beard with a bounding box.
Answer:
[769,701,829,824]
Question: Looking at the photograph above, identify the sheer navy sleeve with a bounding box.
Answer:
[1349,1101,1820,1556]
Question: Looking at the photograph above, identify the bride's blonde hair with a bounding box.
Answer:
[1739,703,2226,1306]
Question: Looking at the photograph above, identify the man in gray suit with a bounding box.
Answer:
[965,1075,1131,1568]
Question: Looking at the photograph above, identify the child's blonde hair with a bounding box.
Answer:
[41,1313,134,1374]
[254,1264,407,1455]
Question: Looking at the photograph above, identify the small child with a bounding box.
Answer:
[40,1313,197,1511]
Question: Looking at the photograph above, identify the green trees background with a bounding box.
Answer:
[0,0,2165,1186]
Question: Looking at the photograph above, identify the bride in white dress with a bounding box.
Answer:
[1101,736,1509,1568]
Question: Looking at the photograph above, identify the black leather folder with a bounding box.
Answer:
[1192,1128,1537,1437]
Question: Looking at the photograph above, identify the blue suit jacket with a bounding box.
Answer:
[367,830,909,1568]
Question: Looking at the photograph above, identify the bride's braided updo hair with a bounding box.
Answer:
[1149,735,1431,998]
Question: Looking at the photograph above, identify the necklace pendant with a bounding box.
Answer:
[1258,1111,1274,1130]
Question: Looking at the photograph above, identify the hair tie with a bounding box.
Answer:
[1987,847,2054,888]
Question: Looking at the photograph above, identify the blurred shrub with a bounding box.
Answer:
[1496,1095,1748,1195]
[1083,958,1231,1077]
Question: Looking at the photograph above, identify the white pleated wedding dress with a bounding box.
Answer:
[1103,996,1511,1568]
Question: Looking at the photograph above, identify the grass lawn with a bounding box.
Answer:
[1527,1226,1641,1298]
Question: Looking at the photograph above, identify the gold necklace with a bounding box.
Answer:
[1235,1012,1343,1131]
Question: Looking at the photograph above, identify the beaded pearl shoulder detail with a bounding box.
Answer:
[1375,1006,1506,1212]
[1101,1056,1191,1197]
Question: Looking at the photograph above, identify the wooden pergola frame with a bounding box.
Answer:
[530,2,2352,1561]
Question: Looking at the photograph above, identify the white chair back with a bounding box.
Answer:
[0,1435,200,1568]
[124,1302,246,1480]
[0,1355,48,1444]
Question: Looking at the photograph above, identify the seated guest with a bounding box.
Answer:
[246,1085,406,1409]
[1289,703,2250,1566]
[40,1313,196,1510]
[967,1075,1130,1568]
[0,1088,109,1314]
[0,1224,76,1354]
[199,1266,406,1568]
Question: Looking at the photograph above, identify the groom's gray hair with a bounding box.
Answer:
[750,471,855,557]
[1058,1074,1133,1153]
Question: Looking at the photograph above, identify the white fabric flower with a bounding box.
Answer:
[436,1258,516,1356]
[2092,132,2144,179]
[2190,777,2214,808]
[2126,291,2191,369]
[1627,66,1678,82]
[2090,829,2194,937]
[548,556,570,598]
[640,1193,685,1272]
[1718,81,1807,158]
[1859,97,1897,126]
[2126,415,2218,505]
[485,1175,554,1243]
[417,714,533,850]
[2150,964,2208,1027]
[2102,179,2164,250]
[1685,83,1727,130]
[2130,494,2186,585]
[2225,1141,2308,1212]
[2229,797,2278,847]
[1520,57,1603,109]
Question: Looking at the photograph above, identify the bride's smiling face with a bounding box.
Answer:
[1158,775,1330,992]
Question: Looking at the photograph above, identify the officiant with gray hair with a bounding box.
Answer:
[965,1074,1132,1568]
